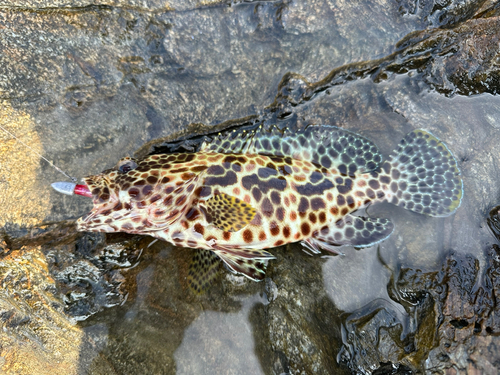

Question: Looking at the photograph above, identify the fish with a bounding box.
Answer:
[53,125,463,291]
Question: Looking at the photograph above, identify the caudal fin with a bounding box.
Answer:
[379,129,463,217]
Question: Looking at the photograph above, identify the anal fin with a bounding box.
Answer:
[308,214,394,251]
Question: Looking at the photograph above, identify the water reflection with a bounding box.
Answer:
[123,263,156,321]
[175,294,265,374]
[322,248,392,313]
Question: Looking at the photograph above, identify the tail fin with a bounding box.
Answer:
[379,129,463,217]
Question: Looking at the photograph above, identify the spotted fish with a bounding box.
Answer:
[64,125,463,289]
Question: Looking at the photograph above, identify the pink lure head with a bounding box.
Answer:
[51,182,92,197]
[74,184,92,197]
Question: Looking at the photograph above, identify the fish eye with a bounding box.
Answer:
[117,158,138,173]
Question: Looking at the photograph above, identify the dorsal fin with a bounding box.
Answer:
[200,125,383,174]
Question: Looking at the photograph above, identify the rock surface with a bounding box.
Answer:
[1,0,500,374]
[339,205,500,374]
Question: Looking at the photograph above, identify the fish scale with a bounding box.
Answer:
[72,125,463,286]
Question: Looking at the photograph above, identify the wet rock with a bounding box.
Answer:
[0,246,85,374]
[0,0,271,12]
[1,222,268,373]
[250,246,350,375]
[2,222,143,321]
[476,0,500,18]
[47,232,145,320]
[0,103,51,228]
[275,16,500,105]
[396,0,489,28]
[339,213,500,375]
[386,16,500,96]
[424,247,500,374]
[127,9,500,149]
[77,243,269,374]
[487,204,500,240]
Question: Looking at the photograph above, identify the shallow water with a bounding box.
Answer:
[1,0,500,374]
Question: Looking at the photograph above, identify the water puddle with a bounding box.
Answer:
[174,294,265,374]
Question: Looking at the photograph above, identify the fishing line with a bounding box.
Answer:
[1,84,144,185]
[0,123,77,183]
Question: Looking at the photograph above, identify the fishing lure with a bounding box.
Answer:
[52,125,463,288]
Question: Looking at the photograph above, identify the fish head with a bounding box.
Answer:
[76,155,186,233]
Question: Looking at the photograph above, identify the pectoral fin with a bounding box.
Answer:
[205,193,256,232]
[212,246,275,281]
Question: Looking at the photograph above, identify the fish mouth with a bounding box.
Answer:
[76,174,121,229]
